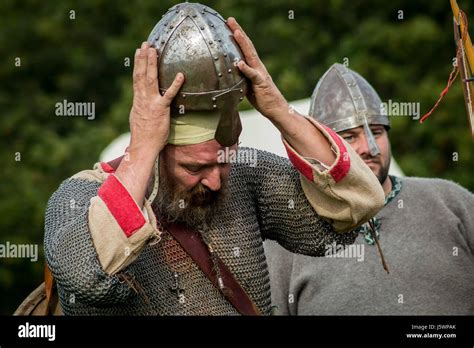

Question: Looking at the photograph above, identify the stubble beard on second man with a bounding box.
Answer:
[151,169,229,229]
[361,149,391,185]
[371,154,391,185]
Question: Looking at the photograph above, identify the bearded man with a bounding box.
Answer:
[44,5,384,315]
[265,63,474,315]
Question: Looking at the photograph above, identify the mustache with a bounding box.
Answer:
[152,178,227,228]
[188,184,221,206]
[361,154,381,163]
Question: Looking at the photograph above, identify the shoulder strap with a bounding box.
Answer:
[44,264,56,315]
[105,155,261,315]
[167,223,262,316]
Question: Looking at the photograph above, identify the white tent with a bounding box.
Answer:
[100,98,403,176]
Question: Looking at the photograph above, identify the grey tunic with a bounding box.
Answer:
[265,177,474,315]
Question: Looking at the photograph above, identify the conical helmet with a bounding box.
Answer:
[147,2,248,146]
[309,63,390,156]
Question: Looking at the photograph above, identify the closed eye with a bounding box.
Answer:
[184,165,202,173]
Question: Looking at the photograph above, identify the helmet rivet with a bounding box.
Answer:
[214,56,219,61]
[210,23,214,27]
[164,23,168,26]
[200,26,205,30]
[227,69,232,73]
[218,73,223,77]
[209,41,213,45]
[192,14,197,18]
[170,25,174,29]
[212,97,217,101]
[239,97,244,101]
[239,89,243,93]
[182,94,186,98]
[223,53,228,57]
[213,104,217,109]
[161,40,165,44]
[217,39,222,42]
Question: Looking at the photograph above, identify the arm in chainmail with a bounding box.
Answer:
[242,148,358,256]
[44,178,136,307]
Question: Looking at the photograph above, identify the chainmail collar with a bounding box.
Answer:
[385,175,402,206]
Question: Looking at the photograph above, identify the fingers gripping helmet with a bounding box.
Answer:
[147,2,248,146]
[309,63,390,156]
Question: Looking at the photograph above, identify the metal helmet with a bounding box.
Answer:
[147,2,248,146]
[309,63,390,156]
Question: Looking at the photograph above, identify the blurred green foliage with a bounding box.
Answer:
[1,0,473,314]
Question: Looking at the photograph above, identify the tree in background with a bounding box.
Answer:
[0,0,472,314]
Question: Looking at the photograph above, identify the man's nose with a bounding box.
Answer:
[201,166,222,191]
[356,133,371,157]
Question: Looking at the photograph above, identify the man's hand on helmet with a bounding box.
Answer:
[227,17,337,167]
[115,42,184,208]
[227,17,289,121]
[129,41,185,153]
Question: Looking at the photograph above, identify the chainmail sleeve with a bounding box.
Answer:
[241,148,357,256]
[44,178,135,307]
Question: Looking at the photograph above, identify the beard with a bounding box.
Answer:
[151,169,229,229]
[361,152,391,185]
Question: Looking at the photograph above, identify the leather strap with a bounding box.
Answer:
[43,264,55,315]
[167,223,262,316]
[105,156,261,315]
